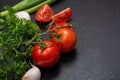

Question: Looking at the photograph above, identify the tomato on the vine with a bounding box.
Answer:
[50,22,77,53]
[51,8,72,22]
[32,40,60,68]
[35,4,54,22]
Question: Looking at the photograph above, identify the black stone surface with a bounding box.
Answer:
[1,0,120,80]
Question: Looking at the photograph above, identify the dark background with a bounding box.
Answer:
[1,0,120,80]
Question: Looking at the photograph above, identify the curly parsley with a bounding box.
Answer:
[0,8,42,80]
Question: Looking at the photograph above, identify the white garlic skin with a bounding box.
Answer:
[22,65,41,80]
[15,11,31,20]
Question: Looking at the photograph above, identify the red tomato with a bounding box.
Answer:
[50,22,77,53]
[51,8,72,22]
[32,40,60,68]
[35,4,54,22]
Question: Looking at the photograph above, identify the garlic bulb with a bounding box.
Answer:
[15,11,31,20]
[22,63,41,80]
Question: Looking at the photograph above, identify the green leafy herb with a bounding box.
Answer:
[0,8,42,80]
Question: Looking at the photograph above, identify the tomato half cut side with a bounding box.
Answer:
[35,4,54,22]
[51,8,72,22]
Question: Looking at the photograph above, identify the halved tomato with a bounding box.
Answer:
[35,4,54,22]
[51,8,72,22]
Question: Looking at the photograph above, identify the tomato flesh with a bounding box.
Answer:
[51,8,72,22]
[35,4,54,22]
[32,40,60,68]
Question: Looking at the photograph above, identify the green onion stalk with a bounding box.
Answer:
[0,0,57,17]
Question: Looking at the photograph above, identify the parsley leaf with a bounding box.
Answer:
[0,8,42,80]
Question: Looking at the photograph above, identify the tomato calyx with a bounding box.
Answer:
[39,42,47,50]
[39,42,54,50]
[51,33,62,42]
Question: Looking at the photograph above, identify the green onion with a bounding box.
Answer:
[25,0,57,14]
[0,0,57,17]
[0,0,43,17]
